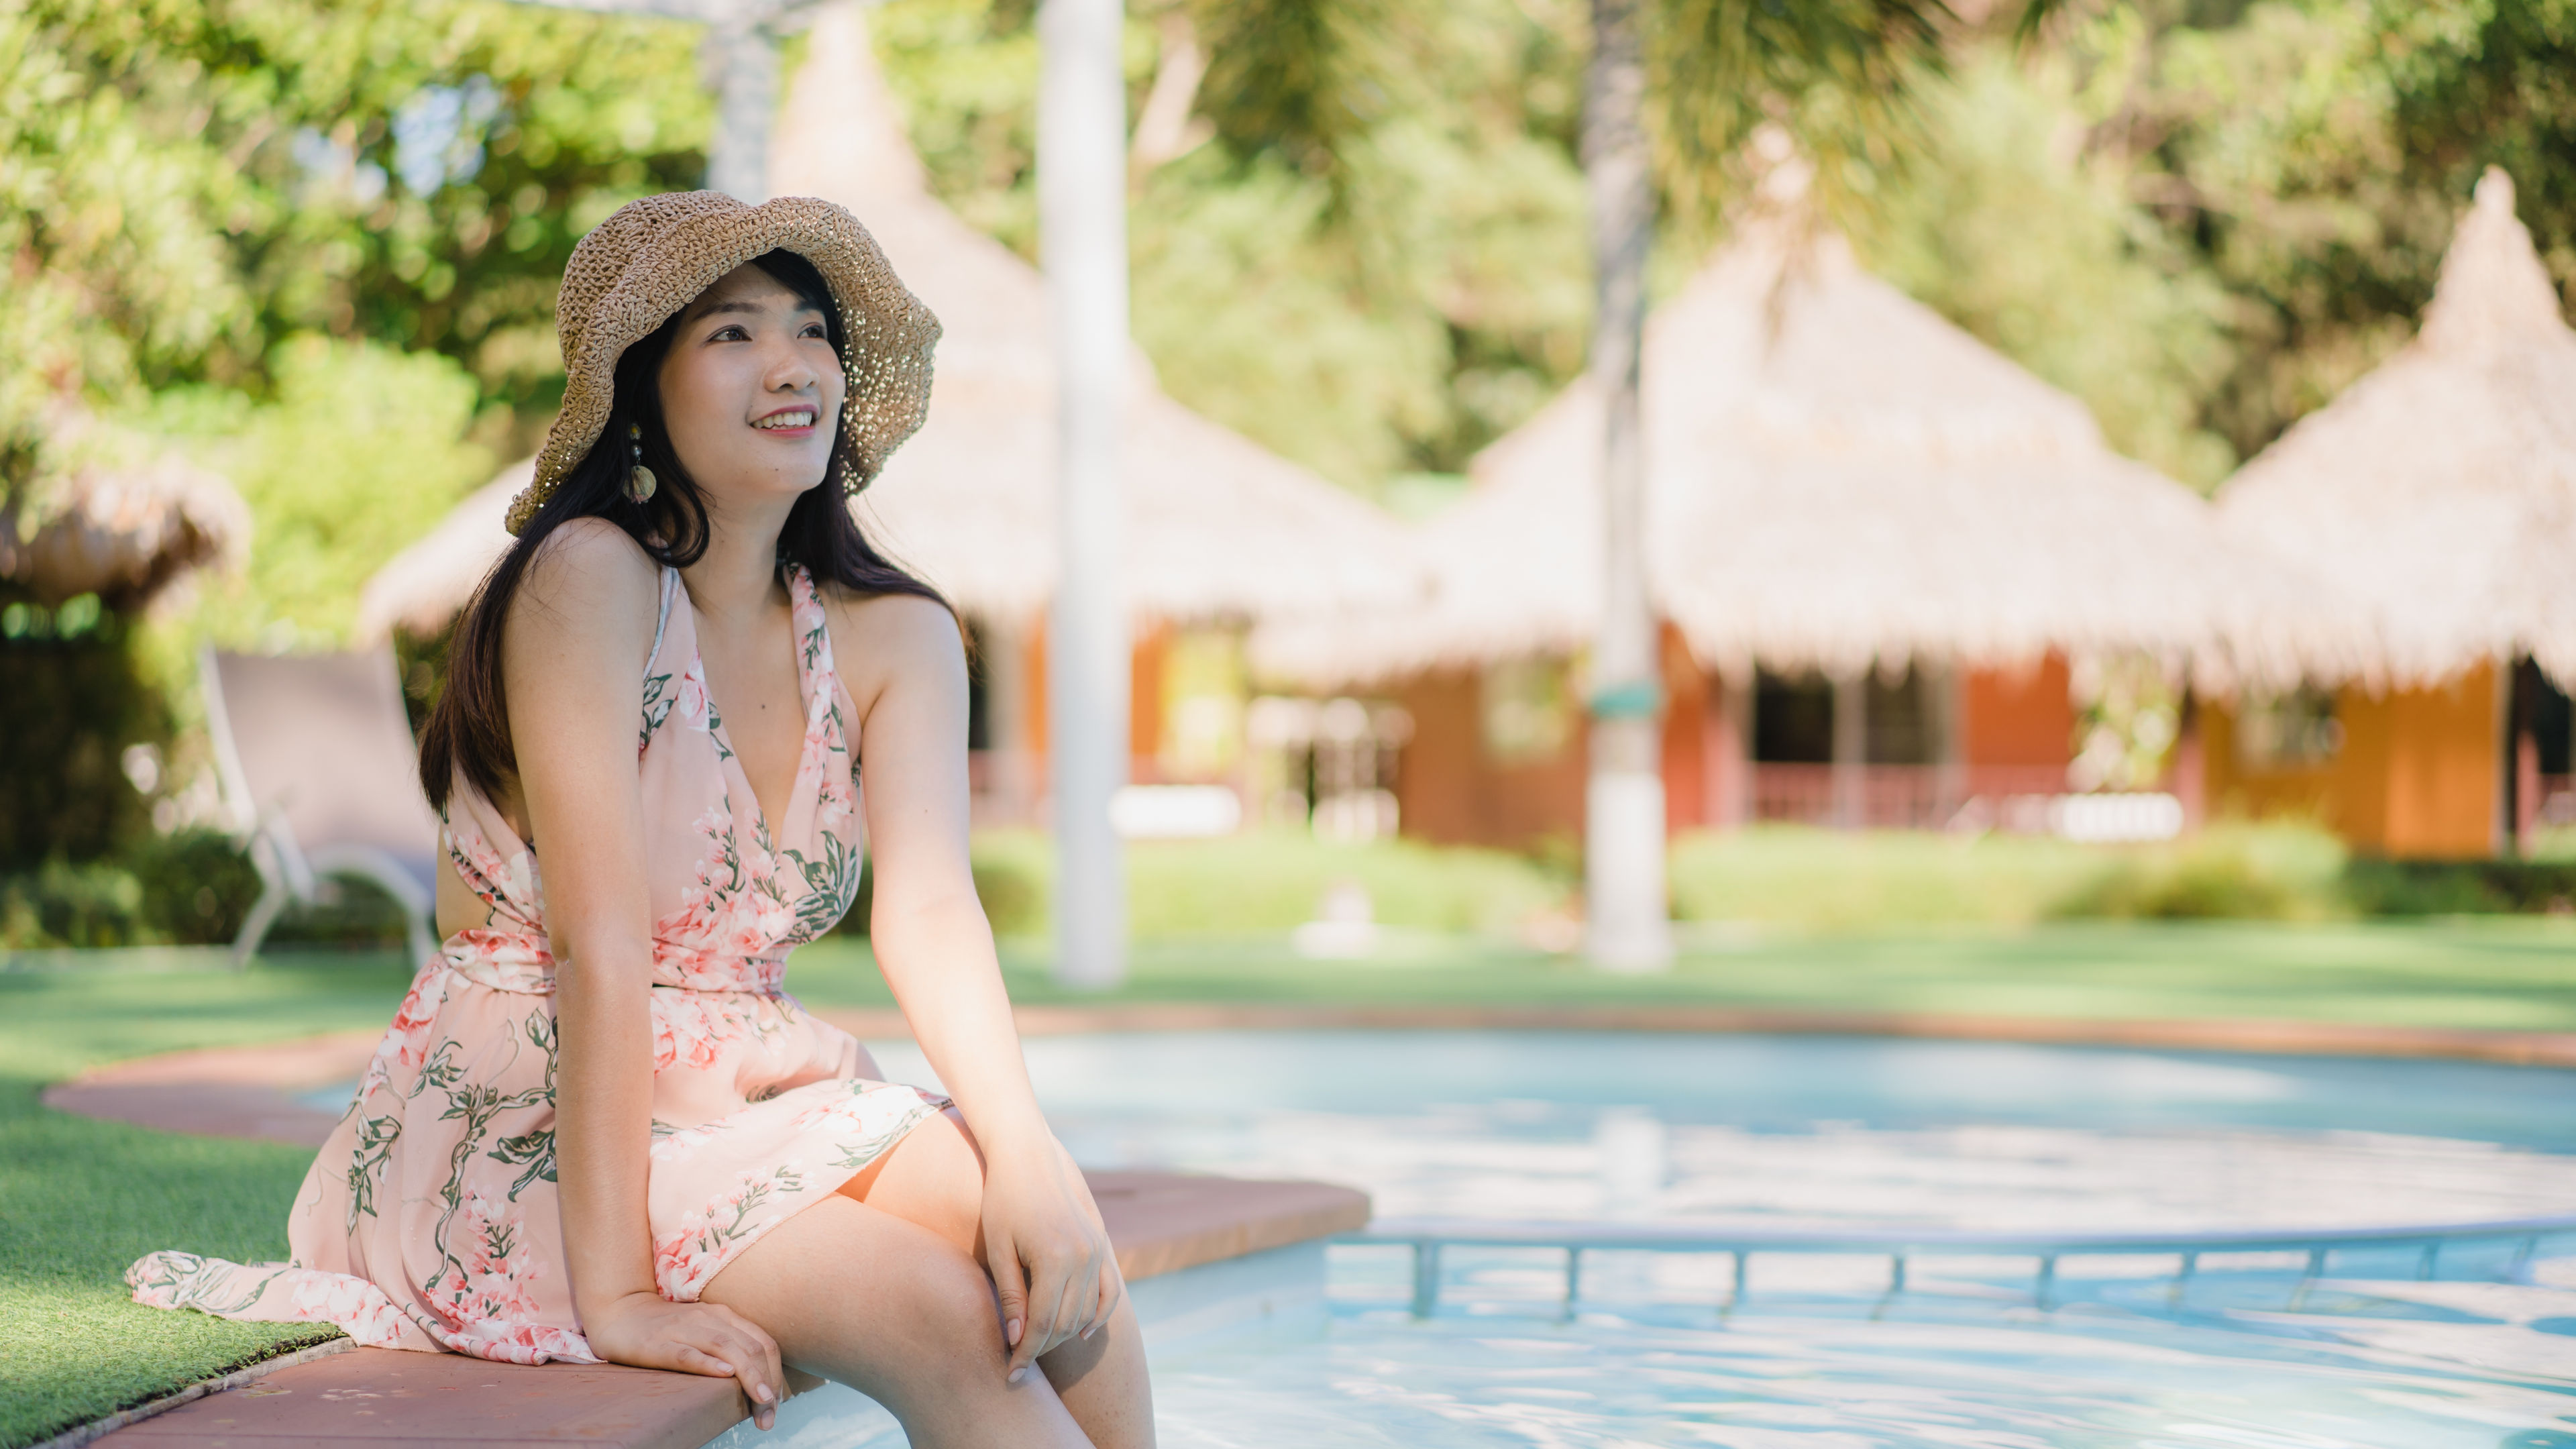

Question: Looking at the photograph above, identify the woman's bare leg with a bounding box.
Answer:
[839,1110,1156,1449]
[701,1193,1091,1448]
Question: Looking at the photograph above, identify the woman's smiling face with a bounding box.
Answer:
[655,260,847,513]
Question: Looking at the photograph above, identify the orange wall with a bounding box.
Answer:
[1016,620,1048,761]
[2204,661,2499,859]
[1012,617,1171,783]
[1962,653,2074,768]
[1129,622,1168,766]
[1399,645,2087,847]
[1660,627,1710,833]
[1394,668,1587,849]
[1397,630,1717,848]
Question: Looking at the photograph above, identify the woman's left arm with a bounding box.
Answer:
[843,592,1118,1383]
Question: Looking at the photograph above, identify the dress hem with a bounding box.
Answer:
[654,1083,958,1299]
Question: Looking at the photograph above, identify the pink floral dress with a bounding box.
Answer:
[127,564,945,1364]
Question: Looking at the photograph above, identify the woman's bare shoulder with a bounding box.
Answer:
[818,586,964,698]
[513,519,662,646]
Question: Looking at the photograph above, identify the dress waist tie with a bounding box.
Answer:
[440,928,786,996]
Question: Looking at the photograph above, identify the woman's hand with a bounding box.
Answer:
[981,1135,1122,1382]
[584,1290,788,1430]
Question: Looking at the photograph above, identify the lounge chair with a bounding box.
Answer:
[203,647,439,968]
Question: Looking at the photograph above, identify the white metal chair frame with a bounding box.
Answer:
[203,646,439,970]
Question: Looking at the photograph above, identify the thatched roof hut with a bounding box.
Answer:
[1257,186,2343,691]
[2217,168,2576,690]
[360,5,1417,642]
[1,425,249,610]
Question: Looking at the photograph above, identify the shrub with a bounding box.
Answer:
[2344,858,2576,916]
[0,600,165,871]
[1668,820,2358,932]
[1122,830,1559,938]
[0,828,423,953]
[255,873,411,951]
[0,861,148,949]
[828,833,1053,939]
[2047,821,2348,922]
[1667,826,2104,932]
[845,829,1560,942]
[969,832,1050,938]
[125,829,264,945]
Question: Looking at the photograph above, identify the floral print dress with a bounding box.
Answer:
[127,564,945,1364]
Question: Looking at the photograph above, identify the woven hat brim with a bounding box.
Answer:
[508,193,940,535]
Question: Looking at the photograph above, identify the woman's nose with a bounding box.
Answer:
[763,339,818,392]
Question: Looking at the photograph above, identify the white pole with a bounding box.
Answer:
[706,17,777,202]
[1039,0,1129,988]
[1931,661,1965,824]
[1831,668,1867,830]
[1581,0,1670,972]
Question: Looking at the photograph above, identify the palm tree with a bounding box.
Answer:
[1580,0,1967,968]
[1196,0,2042,969]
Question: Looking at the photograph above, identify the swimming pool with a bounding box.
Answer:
[878,1031,2576,1231]
[322,1030,2576,1445]
[867,1030,2576,1448]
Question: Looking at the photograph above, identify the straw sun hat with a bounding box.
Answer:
[505,191,941,535]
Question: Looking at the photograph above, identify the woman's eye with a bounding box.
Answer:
[802,323,828,339]
[710,325,749,341]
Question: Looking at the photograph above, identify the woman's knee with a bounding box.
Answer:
[877,1235,1008,1369]
[719,1205,1001,1382]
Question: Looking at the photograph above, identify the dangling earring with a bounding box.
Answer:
[625,422,657,504]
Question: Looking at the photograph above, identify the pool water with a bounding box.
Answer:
[871,1031,2576,1230]
[872,1031,2576,1447]
[322,1030,2576,1444]
[1153,1291,2576,1448]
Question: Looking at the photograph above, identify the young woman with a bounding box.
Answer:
[129,192,1154,1448]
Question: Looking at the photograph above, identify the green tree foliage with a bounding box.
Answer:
[2023,0,2576,463]
[2381,0,2576,275]
[1808,0,2576,484]
[1,0,713,865]
[872,0,1595,488]
[1,0,710,526]
[1847,50,2239,486]
[150,337,494,649]
[1644,0,1952,225]
[2058,1,2444,463]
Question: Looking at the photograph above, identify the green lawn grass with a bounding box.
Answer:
[789,916,2576,1033]
[0,953,419,1449]
[7,920,2576,1445]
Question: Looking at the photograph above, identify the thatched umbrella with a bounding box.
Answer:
[1,431,249,610]
[2218,168,2576,690]
[361,7,1418,642]
[1256,188,2342,692]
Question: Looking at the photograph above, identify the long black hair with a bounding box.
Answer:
[419,248,945,812]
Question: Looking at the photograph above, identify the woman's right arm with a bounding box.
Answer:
[504,523,785,1427]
